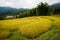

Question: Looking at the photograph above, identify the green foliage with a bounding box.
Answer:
[0,2,55,19]
[5,30,30,40]
[0,16,6,20]
[19,2,53,18]
[53,8,60,14]
[19,11,30,18]
[36,2,53,16]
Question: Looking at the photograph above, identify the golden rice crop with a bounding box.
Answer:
[19,18,52,38]
[40,16,60,26]
[54,17,60,27]
[40,16,60,29]
[0,30,11,39]
[0,17,41,31]
[0,16,60,39]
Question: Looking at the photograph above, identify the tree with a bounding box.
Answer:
[36,2,52,16]
[0,16,6,20]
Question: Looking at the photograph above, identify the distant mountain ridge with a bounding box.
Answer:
[0,7,28,16]
[51,3,60,9]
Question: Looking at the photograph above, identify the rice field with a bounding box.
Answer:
[0,15,60,40]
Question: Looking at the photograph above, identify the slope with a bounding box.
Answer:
[0,15,60,40]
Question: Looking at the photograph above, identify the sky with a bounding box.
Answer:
[0,0,60,9]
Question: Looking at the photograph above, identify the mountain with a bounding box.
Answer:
[0,7,28,16]
[51,3,60,9]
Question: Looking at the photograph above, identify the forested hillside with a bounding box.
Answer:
[0,7,28,16]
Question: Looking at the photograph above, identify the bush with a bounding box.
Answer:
[0,16,5,20]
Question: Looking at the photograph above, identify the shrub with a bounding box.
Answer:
[0,16,5,20]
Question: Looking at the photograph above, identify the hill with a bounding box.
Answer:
[51,3,60,9]
[0,7,28,16]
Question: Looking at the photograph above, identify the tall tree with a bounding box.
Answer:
[36,2,52,16]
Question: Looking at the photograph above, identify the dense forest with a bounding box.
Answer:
[0,2,60,20]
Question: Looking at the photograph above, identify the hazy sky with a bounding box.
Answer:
[0,0,60,8]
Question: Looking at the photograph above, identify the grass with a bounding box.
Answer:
[7,30,30,40]
[0,14,60,40]
[33,26,59,40]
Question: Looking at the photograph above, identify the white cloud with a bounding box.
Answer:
[5,2,13,6]
[0,0,60,8]
[0,0,13,6]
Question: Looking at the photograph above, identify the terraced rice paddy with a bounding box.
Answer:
[0,15,60,40]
